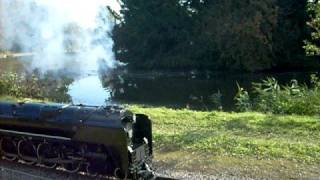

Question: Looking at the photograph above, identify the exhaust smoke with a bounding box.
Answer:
[0,0,120,75]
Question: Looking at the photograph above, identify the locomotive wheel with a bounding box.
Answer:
[114,168,128,180]
[85,145,107,176]
[85,162,98,176]
[0,136,126,178]
[37,142,59,169]
[85,158,108,176]
[61,145,84,173]
[62,161,82,173]
[18,139,37,165]
[0,138,18,161]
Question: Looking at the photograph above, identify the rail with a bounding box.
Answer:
[0,160,178,180]
[0,165,52,180]
[0,160,94,180]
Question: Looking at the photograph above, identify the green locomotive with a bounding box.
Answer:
[0,101,153,179]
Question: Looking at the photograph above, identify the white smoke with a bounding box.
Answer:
[0,0,120,74]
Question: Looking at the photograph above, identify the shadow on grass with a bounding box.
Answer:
[260,116,319,129]
[155,114,320,151]
[154,129,216,153]
[222,115,320,134]
[224,117,251,130]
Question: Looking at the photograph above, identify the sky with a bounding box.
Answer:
[104,0,121,13]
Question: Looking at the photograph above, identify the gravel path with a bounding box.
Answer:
[155,169,242,180]
[153,161,246,180]
[5,159,317,180]
[0,160,234,180]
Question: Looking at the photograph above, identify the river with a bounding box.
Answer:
[0,57,317,110]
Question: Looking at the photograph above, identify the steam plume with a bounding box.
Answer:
[0,0,119,74]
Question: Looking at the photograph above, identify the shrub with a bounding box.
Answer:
[0,72,72,102]
[234,83,252,112]
[0,72,25,97]
[210,90,223,111]
[235,75,320,115]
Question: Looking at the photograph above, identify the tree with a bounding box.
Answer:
[272,0,310,69]
[304,0,320,56]
[193,0,279,71]
[113,0,194,69]
[113,0,313,71]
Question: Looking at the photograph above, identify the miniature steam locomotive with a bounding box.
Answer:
[0,101,153,179]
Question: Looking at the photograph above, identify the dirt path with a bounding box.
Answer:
[1,155,319,180]
[0,159,238,180]
[153,151,320,180]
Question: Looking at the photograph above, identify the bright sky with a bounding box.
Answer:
[33,0,121,28]
[104,0,121,13]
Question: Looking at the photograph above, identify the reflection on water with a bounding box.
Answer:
[0,58,318,110]
[99,71,316,110]
[68,75,111,106]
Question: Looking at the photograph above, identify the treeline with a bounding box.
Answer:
[112,0,319,72]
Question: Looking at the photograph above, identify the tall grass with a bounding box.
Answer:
[235,74,320,115]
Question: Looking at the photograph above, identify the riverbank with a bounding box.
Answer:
[130,105,320,179]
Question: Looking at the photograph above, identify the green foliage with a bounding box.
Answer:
[0,73,24,97]
[209,90,223,110]
[304,1,320,56]
[0,72,72,102]
[113,0,310,71]
[234,83,251,112]
[252,77,281,113]
[113,0,195,69]
[197,0,279,71]
[236,75,320,115]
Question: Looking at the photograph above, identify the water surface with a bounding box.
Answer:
[0,58,316,110]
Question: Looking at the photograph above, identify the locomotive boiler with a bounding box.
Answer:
[0,101,153,179]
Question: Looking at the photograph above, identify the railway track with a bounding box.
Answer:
[0,160,178,180]
[1,166,52,180]
[0,160,94,180]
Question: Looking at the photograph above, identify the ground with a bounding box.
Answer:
[130,105,320,179]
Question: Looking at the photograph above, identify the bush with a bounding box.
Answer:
[210,90,223,111]
[0,73,26,97]
[234,83,252,112]
[0,72,72,102]
[235,75,320,115]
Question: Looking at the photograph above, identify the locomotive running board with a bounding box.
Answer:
[0,129,71,141]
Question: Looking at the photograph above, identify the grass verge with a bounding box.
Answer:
[130,105,320,163]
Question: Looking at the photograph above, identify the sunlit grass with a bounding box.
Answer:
[130,105,320,163]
